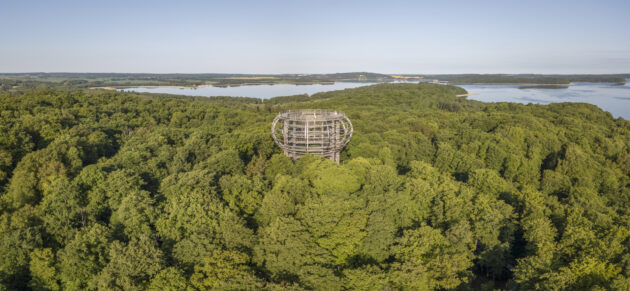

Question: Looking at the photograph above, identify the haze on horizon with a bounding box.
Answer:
[1,0,629,74]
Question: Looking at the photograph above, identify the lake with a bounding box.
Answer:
[121,82,382,99]
[459,81,630,119]
[122,79,630,119]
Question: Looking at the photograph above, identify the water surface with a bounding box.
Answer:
[459,80,630,119]
[121,82,381,99]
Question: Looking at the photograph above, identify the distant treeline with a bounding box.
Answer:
[557,74,627,84]
[421,74,627,85]
[0,72,392,90]
[1,73,627,93]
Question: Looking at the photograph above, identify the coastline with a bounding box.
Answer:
[89,80,348,90]
[451,82,573,86]
[87,80,625,91]
[90,84,211,90]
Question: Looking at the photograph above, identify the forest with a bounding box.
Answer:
[0,82,629,290]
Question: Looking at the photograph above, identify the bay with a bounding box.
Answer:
[459,80,630,119]
[120,82,382,99]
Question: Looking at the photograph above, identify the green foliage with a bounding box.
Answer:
[254,217,331,283]
[393,225,474,289]
[219,174,265,216]
[57,224,111,290]
[110,190,157,239]
[0,210,44,289]
[254,174,308,227]
[147,267,191,291]
[300,158,361,194]
[0,83,629,289]
[297,191,368,265]
[38,175,84,245]
[96,235,164,290]
[190,249,263,290]
[29,248,59,291]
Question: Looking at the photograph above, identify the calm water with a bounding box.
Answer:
[122,79,630,119]
[121,82,382,99]
[459,80,630,119]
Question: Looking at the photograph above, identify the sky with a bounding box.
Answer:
[1,0,629,74]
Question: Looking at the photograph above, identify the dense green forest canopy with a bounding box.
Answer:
[0,83,629,290]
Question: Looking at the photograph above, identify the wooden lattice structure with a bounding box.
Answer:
[271,110,353,163]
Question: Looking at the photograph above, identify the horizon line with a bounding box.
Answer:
[1,71,629,75]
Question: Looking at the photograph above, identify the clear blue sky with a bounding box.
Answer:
[1,0,629,74]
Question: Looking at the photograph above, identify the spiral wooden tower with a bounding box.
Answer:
[271,110,353,163]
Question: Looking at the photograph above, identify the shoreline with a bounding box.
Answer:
[452,82,573,86]
[88,81,624,91]
[88,80,369,90]
[90,84,212,90]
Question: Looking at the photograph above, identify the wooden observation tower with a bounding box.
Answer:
[271,110,353,163]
